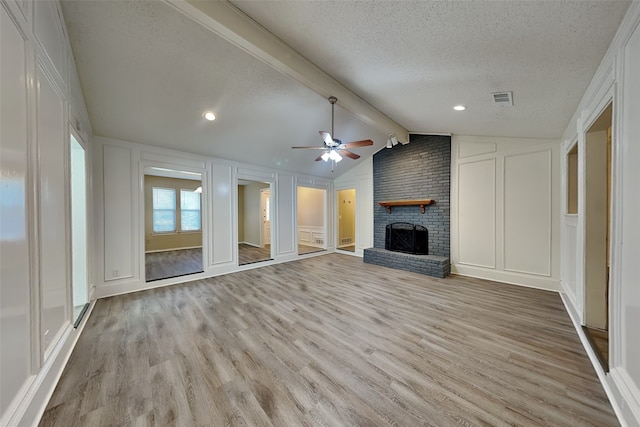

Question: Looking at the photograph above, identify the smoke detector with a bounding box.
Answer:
[492,91,513,106]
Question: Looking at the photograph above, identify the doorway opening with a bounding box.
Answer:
[297,187,326,255]
[70,133,89,325]
[143,168,203,282]
[582,102,612,371]
[337,188,356,252]
[238,180,273,265]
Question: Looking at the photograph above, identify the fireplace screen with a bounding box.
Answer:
[385,222,428,255]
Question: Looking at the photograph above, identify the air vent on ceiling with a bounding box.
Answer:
[492,91,513,106]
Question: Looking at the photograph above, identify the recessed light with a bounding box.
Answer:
[203,111,216,121]
[453,105,466,111]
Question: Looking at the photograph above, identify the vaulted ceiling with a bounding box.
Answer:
[61,0,630,178]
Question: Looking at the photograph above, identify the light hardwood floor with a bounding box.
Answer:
[238,244,272,265]
[298,244,325,255]
[41,254,617,426]
[145,248,203,282]
[585,326,609,371]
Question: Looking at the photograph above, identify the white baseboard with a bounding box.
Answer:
[610,368,640,427]
[95,250,332,299]
[144,245,202,254]
[560,292,640,427]
[451,264,560,291]
[239,241,260,248]
[4,300,96,427]
[335,248,362,257]
[299,241,324,249]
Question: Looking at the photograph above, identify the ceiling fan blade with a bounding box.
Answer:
[291,146,329,150]
[342,139,374,148]
[319,131,333,145]
[314,154,325,161]
[339,149,361,160]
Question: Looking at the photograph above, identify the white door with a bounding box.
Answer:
[261,189,270,247]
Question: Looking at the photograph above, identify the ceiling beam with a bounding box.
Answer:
[165,0,409,142]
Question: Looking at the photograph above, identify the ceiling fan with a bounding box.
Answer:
[292,96,373,168]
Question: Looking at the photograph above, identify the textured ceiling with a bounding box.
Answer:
[61,0,630,178]
[230,0,629,138]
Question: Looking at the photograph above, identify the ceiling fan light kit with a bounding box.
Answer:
[291,96,373,170]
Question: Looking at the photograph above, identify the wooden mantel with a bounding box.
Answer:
[378,199,434,214]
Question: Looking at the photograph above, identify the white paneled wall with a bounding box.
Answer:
[503,150,552,276]
[103,145,133,281]
[275,174,296,255]
[210,162,233,266]
[0,1,93,425]
[1,4,32,421]
[93,137,332,297]
[558,4,640,425]
[457,158,496,268]
[618,15,640,409]
[451,136,560,290]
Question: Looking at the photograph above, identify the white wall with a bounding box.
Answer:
[0,0,93,425]
[1,4,32,420]
[618,15,640,414]
[451,135,561,291]
[297,187,325,227]
[559,3,640,426]
[93,136,333,297]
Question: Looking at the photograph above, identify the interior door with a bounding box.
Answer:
[261,189,270,247]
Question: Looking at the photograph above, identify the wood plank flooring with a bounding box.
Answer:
[585,326,609,371]
[238,244,272,265]
[298,244,325,255]
[41,254,617,426]
[145,248,203,282]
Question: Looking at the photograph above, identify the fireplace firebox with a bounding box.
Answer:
[385,222,428,255]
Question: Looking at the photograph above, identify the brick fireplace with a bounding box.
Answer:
[363,134,451,278]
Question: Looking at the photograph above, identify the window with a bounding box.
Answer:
[180,189,201,231]
[152,187,176,232]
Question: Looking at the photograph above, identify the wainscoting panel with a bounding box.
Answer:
[457,158,496,268]
[276,174,295,255]
[451,135,559,290]
[458,137,496,158]
[103,145,134,281]
[210,162,233,265]
[298,226,324,247]
[503,150,552,276]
